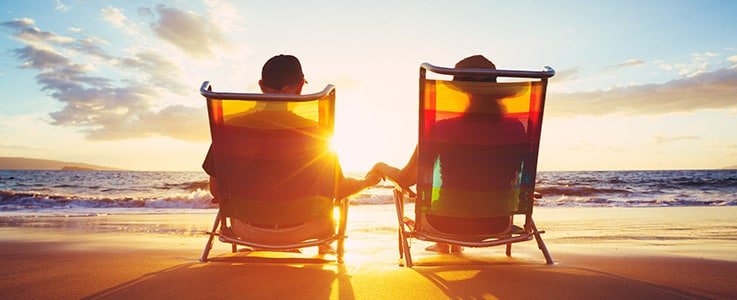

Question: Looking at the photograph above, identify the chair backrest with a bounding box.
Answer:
[200,82,338,224]
[415,64,554,223]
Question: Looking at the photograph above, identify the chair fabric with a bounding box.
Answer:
[200,83,347,262]
[394,64,554,267]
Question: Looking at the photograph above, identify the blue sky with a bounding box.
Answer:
[1,0,736,171]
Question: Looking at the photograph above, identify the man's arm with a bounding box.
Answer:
[336,173,381,199]
[373,146,418,188]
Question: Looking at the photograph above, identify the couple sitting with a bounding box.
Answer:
[205,54,516,254]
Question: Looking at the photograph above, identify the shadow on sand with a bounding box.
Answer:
[83,253,355,299]
[82,250,732,299]
[406,252,722,300]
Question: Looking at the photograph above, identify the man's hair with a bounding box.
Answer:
[261,54,305,90]
[453,55,497,83]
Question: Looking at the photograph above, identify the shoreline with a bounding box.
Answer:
[1,206,736,299]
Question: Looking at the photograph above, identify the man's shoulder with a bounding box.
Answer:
[228,110,317,129]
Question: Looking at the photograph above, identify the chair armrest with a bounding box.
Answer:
[385,177,417,198]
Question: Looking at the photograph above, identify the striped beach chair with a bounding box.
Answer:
[199,82,348,263]
[394,63,555,267]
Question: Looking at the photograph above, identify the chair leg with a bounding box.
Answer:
[398,228,404,260]
[395,191,405,262]
[393,189,413,267]
[336,198,348,264]
[505,242,512,257]
[530,219,554,264]
[400,229,413,267]
[336,240,345,264]
[201,211,222,262]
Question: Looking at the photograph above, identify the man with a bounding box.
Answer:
[203,54,380,251]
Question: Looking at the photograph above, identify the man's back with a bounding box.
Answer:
[206,109,338,202]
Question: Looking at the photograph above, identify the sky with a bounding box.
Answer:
[1,0,736,172]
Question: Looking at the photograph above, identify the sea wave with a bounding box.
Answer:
[4,187,733,213]
[0,189,217,211]
[158,180,211,192]
[1,169,736,215]
[535,194,736,207]
[534,186,635,197]
[0,189,401,212]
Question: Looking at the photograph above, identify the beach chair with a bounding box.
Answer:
[393,63,555,267]
[199,82,348,263]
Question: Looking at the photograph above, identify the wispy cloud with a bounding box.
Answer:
[652,135,700,145]
[55,0,70,13]
[1,14,212,142]
[547,65,737,117]
[100,6,140,35]
[13,46,69,68]
[603,59,645,71]
[116,51,187,94]
[149,4,230,58]
[677,52,718,77]
[101,6,128,29]
[550,67,579,82]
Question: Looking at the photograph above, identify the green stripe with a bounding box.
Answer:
[419,187,520,217]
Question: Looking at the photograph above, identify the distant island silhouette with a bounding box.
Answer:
[0,157,122,171]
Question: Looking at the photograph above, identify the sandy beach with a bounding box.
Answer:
[1,206,736,299]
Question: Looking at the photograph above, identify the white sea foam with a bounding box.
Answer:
[0,169,735,217]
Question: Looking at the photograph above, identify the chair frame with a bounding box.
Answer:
[199,81,348,263]
[394,63,555,267]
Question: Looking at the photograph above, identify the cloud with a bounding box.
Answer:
[676,52,717,77]
[619,59,645,67]
[13,46,69,68]
[117,51,187,93]
[604,59,645,71]
[128,105,209,141]
[80,103,209,141]
[550,67,579,82]
[69,36,110,59]
[101,6,128,28]
[203,0,244,33]
[3,17,208,142]
[137,7,155,18]
[55,0,70,12]
[9,22,75,45]
[547,66,737,117]
[652,135,700,145]
[149,5,229,58]
[101,6,140,35]
[3,18,108,60]
[2,17,34,28]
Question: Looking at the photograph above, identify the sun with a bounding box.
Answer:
[327,87,418,173]
[329,127,378,173]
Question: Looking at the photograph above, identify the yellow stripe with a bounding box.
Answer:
[429,81,533,114]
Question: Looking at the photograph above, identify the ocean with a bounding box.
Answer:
[0,169,735,217]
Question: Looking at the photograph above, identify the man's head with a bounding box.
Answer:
[453,55,497,83]
[259,54,305,94]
